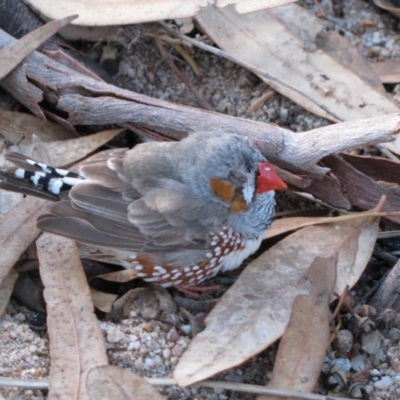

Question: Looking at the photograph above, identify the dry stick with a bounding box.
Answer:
[0,28,397,176]
[159,22,343,122]
[246,90,275,114]
[0,377,352,400]
[152,28,213,111]
[332,285,350,321]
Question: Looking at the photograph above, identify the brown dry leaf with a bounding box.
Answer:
[370,60,400,83]
[195,4,399,122]
[0,191,23,215]
[370,258,400,310]
[96,269,139,283]
[37,233,108,400]
[0,15,77,79]
[174,200,383,385]
[323,155,400,224]
[86,365,165,400]
[372,0,400,19]
[25,0,296,26]
[0,110,75,146]
[342,153,400,185]
[316,30,386,96]
[263,255,337,399]
[0,269,18,318]
[11,128,124,166]
[266,209,400,239]
[0,197,46,284]
[90,288,117,313]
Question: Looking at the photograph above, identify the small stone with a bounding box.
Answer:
[279,108,289,122]
[14,313,26,322]
[332,358,351,374]
[373,375,392,389]
[167,328,179,342]
[29,345,38,353]
[107,327,125,343]
[180,325,192,335]
[144,357,155,367]
[361,331,384,355]
[351,353,367,372]
[171,344,184,357]
[371,31,381,45]
[388,328,400,344]
[163,348,171,359]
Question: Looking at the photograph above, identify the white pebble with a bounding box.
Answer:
[373,376,392,389]
[107,327,125,343]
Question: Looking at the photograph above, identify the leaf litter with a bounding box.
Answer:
[0,0,400,400]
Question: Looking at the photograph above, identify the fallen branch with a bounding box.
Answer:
[0,27,398,176]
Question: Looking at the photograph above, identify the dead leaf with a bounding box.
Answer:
[0,15,77,79]
[195,4,399,122]
[264,255,337,399]
[323,155,400,224]
[315,30,386,96]
[0,197,46,284]
[266,208,400,239]
[0,110,75,146]
[174,200,383,385]
[86,365,165,400]
[96,269,139,283]
[342,153,400,186]
[90,288,117,313]
[0,191,23,215]
[304,174,351,210]
[37,233,108,400]
[0,269,18,318]
[25,0,296,26]
[372,0,400,19]
[9,128,123,167]
[370,258,400,311]
[370,60,400,83]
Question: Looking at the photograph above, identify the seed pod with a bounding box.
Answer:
[327,370,347,392]
[357,304,376,318]
[348,315,375,334]
[333,329,353,354]
[348,382,369,399]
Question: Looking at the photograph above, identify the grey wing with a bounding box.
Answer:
[38,148,212,267]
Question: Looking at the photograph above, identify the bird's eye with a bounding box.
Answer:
[228,169,247,187]
[245,161,253,172]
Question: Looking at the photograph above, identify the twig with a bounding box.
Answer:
[152,27,213,111]
[149,378,354,400]
[246,90,275,114]
[0,376,353,399]
[0,377,48,389]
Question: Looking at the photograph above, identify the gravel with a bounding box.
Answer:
[3,1,400,399]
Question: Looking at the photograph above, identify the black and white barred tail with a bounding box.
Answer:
[0,152,84,199]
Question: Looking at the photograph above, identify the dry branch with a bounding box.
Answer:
[0,27,398,176]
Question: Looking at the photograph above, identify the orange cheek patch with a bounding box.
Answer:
[210,178,235,203]
[231,192,249,213]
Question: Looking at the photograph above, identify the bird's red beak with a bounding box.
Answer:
[256,163,287,194]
